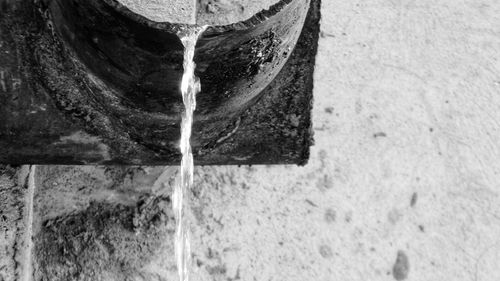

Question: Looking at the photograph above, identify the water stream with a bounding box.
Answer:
[173,26,207,281]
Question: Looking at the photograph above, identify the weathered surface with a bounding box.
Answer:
[0,166,30,281]
[2,0,500,280]
[194,0,319,165]
[115,0,281,25]
[0,0,316,165]
[196,0,281,26]
[32,166,179,281]
[182,0,500,280]
[117,0,197,24]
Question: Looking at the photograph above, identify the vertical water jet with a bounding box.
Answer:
[174,26,207,281]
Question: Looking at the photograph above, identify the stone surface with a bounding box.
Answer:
[187,0,500,280]
[32,166,179,281]
[2,0,500,280]
[196,0,281,26]
[116,0,281,25]
[117,0,197,24]
[0,166,31,281]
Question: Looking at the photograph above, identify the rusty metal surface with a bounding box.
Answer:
[0,0,320,165]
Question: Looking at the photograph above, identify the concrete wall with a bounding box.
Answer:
[192,1,500,279]
[2,0,500,280]
[0,166,31,281]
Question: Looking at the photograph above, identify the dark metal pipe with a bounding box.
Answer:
[0,0,319,165]
[46,0,309,117]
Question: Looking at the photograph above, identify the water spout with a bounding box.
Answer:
[173,26,207,281]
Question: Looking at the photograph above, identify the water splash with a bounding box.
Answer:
[173,26,206,281]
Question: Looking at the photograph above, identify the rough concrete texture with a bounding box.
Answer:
[0,166,31,281]
[196,0,281,26]
[117,0,197,24]
[33,166,179,281]
[2,0,500,280]
[116,0,280,25]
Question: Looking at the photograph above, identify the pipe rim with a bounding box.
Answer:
[103,0,294,32]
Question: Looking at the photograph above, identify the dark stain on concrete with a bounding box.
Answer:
[305,199,318,207]
[392,250,410,281]
[206,247,217,259]
[410,193,418,207]
[388,209,402,225]
[206,265,227,276]
[418,225,425,232]
[325,107,334,114]
[319,245,333,259]
[324,208,336,223]
[345,211,353,223]
[316,174,333,190]
[373,132,387,138]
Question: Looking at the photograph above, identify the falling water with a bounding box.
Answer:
[173,26,207,281]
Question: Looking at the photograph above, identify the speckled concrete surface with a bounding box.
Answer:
[0,166,32,281]
[196,0,281,26]
[117,0,197,23]
[2,0,500,280]
[116,0,280,24]
[186,0,500,280]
